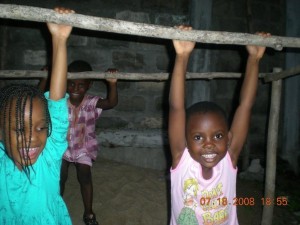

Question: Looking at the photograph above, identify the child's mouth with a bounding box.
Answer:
[202,153,217,162]
[19,147,39,160]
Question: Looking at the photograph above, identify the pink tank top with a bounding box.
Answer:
[170,148,238,225]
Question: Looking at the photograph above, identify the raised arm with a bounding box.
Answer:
[96,76,118,110]
[229,32,271,166]
[48,7,74,100]
[169,26,196,168]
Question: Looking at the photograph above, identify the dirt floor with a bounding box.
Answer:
[63,158,300,225]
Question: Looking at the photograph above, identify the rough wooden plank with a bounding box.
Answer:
[0,70,271,80]
[264,65,300,82]
[1,4,300,50]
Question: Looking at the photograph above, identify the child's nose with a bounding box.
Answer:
[204,144,213,149]
[28,130,38,143]
[203,138,214,148]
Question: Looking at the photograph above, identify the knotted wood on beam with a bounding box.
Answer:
[1,4,300,50]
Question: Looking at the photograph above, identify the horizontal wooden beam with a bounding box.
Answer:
[1,4,300,50]
[264,65,300,82]
[0,70,271,80]
[2,68,298,81]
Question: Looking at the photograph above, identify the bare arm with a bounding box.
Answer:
[96,77,118,110]
[38,78,48,92]
[48,7,74,100]
[229,32,271,166]
[169,26,196,169]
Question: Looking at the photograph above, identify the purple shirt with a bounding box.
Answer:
[63,95,102,162]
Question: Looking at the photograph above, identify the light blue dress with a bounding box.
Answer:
[0,93,72,225]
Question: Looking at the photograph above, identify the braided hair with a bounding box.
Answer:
[0,84,52,176]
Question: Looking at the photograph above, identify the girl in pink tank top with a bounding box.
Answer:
[168,25,270,225]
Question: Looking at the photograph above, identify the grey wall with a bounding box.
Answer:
[0,0,286,170]
[282,0,300,174]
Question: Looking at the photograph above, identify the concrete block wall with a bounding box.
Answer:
[211,0,285,157]
[0,0,286,170]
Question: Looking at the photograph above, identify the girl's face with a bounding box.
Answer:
[186,112,230,171]
[67,79,91,105]
[5,97,48,169]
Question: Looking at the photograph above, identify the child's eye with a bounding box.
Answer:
[194,135,203,141]
[37,126,48,132]
[215,133,223,139]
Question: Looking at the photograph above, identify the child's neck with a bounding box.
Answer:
[201,166,213,180]
[69,98,84,107]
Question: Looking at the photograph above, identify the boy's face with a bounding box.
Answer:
[67,79,91,104]
[4,97,48,169]
[186,112,230,170]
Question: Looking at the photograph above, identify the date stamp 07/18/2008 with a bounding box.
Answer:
[199,196,288,207]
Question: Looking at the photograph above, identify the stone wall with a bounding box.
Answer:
[0,0,286,170]
[211,0,286,160]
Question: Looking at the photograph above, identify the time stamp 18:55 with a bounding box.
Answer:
[199,196,288,206]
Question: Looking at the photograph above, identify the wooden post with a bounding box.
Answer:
[261,68,282,225]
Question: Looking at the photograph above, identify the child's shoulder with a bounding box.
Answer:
[81,94,102,108]
[84,94,101,102]
[85,94,98,99]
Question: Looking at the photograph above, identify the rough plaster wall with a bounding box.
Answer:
[211,0,286,159]
[282,0,300,173]
[186,0,212,107]
[0,0,286,169]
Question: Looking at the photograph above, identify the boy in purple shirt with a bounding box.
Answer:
[60,60,118,225]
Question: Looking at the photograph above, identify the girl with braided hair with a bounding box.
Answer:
[0,7,74,224]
